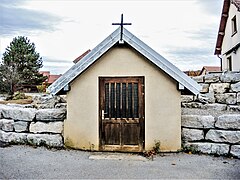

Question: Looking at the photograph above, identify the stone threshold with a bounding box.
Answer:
[89,152,147,161]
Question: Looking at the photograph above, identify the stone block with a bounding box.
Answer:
[181,102,203,109]
[36,109,66,121]
[181,115,215,129]
[216,114,240,130]
[203,103,227,111]
[206,130,240,144]
[231,145,240,158]
[227,105,240,111]
[14,121,29,132]
[0,130,27,144]
[197,93,215,103]
[6,104,34,108]
[209,83,230,94]
[185,142,229,155]
[0,119,14,132]
[220,72,240,83]
[231,82,240,92]
[1,105,36,121]
[200,83,209,93]
[192,76,204,83]
[59,95,67,103]
[55,103,67,109]
[0,119,2,129]
[204,73,221,83]
[215,93,237,105]
[182,128,204,141]
[32,94,61,109]
[27,134,63,147]
[0,108,2,119]
[237,93,240,103]
[29,121,63,134]
[181,95,194,103]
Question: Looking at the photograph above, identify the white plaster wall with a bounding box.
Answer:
[65,46,181,152]
[222,4,240,71]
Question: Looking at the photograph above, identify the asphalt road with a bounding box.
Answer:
[0,145,239,179]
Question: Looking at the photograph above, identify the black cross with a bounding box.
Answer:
[112,14,132,41]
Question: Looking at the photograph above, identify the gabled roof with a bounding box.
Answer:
[215,0,240,55]
[200,66,221,75]
[202,66,221,72]
[48,27,201,95]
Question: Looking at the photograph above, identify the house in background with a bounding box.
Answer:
[199,66,221,75]
[40,71,61,86]
[184,70,201,77]
[215,0,240,71]
[48,26,200,153]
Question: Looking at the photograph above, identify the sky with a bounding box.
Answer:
[0,0,223,75]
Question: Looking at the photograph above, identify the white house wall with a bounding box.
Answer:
[222,3,240,71]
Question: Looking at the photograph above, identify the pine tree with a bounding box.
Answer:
[0,36,46,94]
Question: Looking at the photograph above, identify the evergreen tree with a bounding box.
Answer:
[0,36,46,94]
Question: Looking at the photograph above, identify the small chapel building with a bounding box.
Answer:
[48,25,200,152]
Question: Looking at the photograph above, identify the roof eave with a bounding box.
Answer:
[214,0,231,55]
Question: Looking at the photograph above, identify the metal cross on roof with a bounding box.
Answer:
[112,14,132,42]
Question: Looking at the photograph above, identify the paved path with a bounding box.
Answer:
[0,145,239,179]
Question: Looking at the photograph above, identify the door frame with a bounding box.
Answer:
[98,76,145,152]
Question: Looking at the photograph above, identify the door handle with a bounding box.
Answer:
[102,110,104,120]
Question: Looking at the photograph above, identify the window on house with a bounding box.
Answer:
[227,56,232,71]
[232,16,237,35]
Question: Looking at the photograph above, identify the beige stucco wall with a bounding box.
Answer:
[222,4,240,71]
[65,46,181,152]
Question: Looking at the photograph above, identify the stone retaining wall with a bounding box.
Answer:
[181,114,240,158]
[182,72,240,111]
[0,104,66,148]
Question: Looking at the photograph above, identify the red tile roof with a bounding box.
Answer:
[48,75,61,84]
[200,66,221,75]
[40,71,61,84]
[202,66,221,72]
[73,49,91,64]
[215,0,240,55]
[40,71,50,77]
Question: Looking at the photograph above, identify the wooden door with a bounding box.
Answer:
[99,77,144,152]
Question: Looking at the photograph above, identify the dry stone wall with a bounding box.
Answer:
[181,114,240,158]
[0,95,66,148]
[181,72,240,158]
[182,72,240,111]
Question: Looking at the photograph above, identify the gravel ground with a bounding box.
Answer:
[182,108,239,117]
[1,145,239,179]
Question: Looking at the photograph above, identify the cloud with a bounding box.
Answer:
[41,56,73,74]
[165,46,219,71]
[0,0,61,36]
[195,0,223,16]
[40,65,72,75]
[42,57,73,64]
[185,27,218,42]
